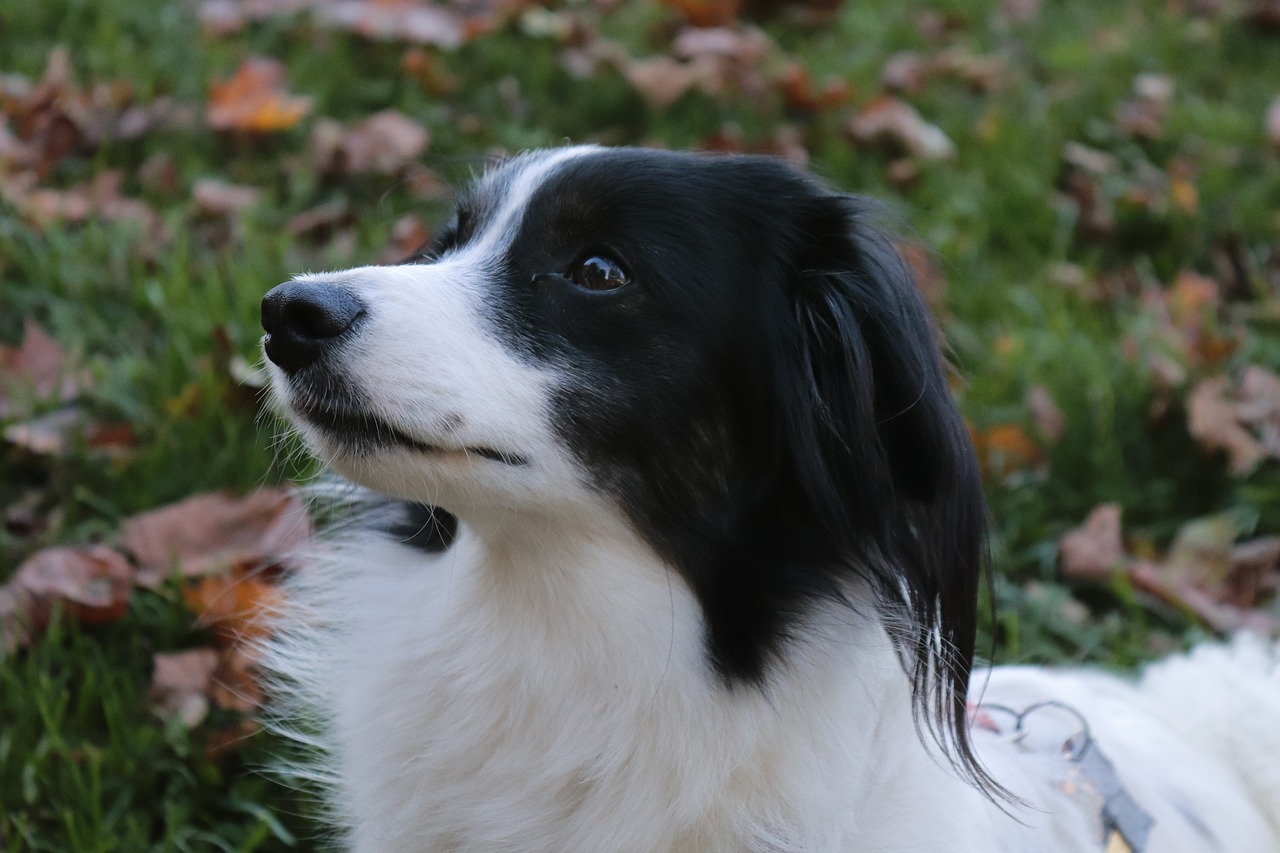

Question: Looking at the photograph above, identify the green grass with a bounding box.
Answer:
[2,0,1279,847]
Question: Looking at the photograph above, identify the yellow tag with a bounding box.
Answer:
[1106,831,1133,853]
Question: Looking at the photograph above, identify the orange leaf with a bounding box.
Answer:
[207,57,312,133]
[184,572,282,646]
[970,422,1043,479]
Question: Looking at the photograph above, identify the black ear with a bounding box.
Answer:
[772,192,989,787]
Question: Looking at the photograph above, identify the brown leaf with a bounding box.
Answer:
[0,170,162,235]
[378,213,432,264]
[778,62,850,114]
[123,488,310,586]
[148,648,220,727]
[193,179,262,217]
[846,96,956,162]
[0,319,79,417]
[1187,368,1280,475]
[623,56,698,109]
[312,109,430,178]
[881,51,931,94]
[1059,503,1125,581]
[207,57,312,133]
[3,406,135,459]
[1,545,133,652]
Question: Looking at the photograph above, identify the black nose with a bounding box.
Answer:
[261,280,366,374]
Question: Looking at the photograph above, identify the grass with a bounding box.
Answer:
[2,0,1279,847]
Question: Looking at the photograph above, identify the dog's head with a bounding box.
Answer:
[262,146,988,781]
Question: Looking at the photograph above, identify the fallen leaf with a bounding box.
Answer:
[881,51,931,94]
[207,57,312,133]
[0,319,82,418]
[311,109,430,178]
[148,648,220,727]
[4,405,135,458]
[1059,503,1125,581]
[378,213,432,263]
[123,488,311,586]
[846,96,956,162]
[970,422,1044,479]
[1,545,134,652]
[193,179,262,216]
[1129,560,1275,634]
[778,62,850,114]
[184,572,283,646]
[1187,367,1280,475]
[1,170,162,235]
[622,56,698,109]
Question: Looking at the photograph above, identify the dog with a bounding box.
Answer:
[260,146,1280,852]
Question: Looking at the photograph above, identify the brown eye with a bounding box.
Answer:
[570,256,630,292]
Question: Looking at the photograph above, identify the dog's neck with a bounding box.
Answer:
[320,504,986,851]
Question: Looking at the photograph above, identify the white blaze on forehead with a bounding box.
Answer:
[466,146,601,261]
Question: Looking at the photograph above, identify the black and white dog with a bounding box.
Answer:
[261,146,1280,852]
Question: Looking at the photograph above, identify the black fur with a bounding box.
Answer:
[428,148,989,784]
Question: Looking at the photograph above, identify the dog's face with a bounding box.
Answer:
[263,146,987,779]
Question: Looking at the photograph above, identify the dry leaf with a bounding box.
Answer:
[881,52,931,94]
[184,572,283,645]
[379,213,432,263]
[312,109,430,177]
[1187,367,1280,475]
[1,170,162,235]
[1,545,134,652]
[207,57,312,133]
[778,63,849,114]
[123,488,310,585]
[846,96,956,162]
[970,422,1043,479]
[149,648,220,727]
[193,179,262,216]
[0,319,79,417]
[4,406,135,458]
[1059,503,1125,581]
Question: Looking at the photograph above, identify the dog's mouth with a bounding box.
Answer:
[290,398,529,467]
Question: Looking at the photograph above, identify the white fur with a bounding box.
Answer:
[265,147,1280,851]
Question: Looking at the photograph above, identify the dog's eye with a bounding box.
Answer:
[569,256,630,292]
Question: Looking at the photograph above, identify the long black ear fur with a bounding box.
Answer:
[772,192,989,788]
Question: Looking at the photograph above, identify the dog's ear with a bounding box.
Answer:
[770,191,989,787]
